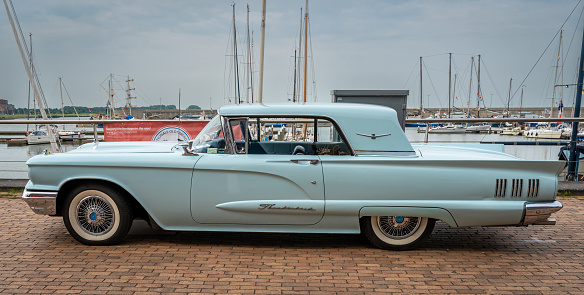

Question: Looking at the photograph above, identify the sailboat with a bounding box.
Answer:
[524,31,565,140]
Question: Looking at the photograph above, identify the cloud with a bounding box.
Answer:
[0,0,581,110]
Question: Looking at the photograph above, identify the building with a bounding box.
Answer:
[331,90,409,130]
[0,99,16,115]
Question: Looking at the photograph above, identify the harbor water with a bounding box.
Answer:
[0,125,567,180]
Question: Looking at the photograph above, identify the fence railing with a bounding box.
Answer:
[1,117,582,180]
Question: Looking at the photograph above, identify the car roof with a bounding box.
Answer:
[218,103,414,154]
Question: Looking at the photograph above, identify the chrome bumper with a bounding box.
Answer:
[22,189,58,215]
[521,201,563,226]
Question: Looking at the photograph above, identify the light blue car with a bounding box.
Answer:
[22,103,564,250]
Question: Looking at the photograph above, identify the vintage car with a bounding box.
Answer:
[23,103,564,250]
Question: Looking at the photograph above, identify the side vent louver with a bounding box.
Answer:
[495,179,507,198]
[495,178,538,198]
[527,179,540,198]
[510,179,523,198]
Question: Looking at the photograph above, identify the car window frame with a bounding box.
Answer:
[221,114,355,156]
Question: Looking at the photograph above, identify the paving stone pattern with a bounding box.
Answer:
[1,197,583,294]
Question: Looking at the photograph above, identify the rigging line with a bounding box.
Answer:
[452,58,472,99]
[509,0,582,103]
[451,57,468,109]
[561,4,584,72]
[133,83,155,106]
[223,16,235,104]
[308,16,317,101]
[420,53,448,58]
[402,61,419,89]
[481,59,506,106]
[60,80,80,119]
[9,0,54,119]
[536,43,560,107]
[286,50,296,100]
[423,61,444,108]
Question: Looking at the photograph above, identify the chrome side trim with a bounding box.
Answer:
[355,150,417,157]
[521,201,563,226]
[22,189,58,215]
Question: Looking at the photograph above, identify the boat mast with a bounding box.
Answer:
[477,54,481,118]
[297,8,303,104]
[246,4,253,104]
[419,57,423,114]
[448,53,451,118]
[467,56,474,116]
[303,0,309,103]
[520,86,524,118]
[453,74,457,112]
[232,4,241,104]
[60,77,64,119]
[506,78,512,117]
[126,76,135,116]
[551,30,563,118]
[3,0,59,152]
[257,0,266,103]
[26,33,32,132]
[292,49,297,103]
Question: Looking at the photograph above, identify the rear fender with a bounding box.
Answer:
[359,206,458,227]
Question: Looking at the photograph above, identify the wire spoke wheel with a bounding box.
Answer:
[377,216,421,240]
[63,185,133,246]
[76,195,115,235]
[362,215,435,250]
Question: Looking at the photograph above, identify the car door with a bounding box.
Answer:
[190,117,325,225]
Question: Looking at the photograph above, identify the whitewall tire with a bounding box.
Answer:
[63,184,133,246]
[361,216,435,250]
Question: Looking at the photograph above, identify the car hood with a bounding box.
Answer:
[26,141,187,169]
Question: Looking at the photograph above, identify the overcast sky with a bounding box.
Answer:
[1,0,583,111]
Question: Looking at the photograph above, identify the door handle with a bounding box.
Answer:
[290,159,319,165]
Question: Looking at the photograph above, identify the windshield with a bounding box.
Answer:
[191,115,225,153]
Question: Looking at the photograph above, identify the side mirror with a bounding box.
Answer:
[179,143,198,156]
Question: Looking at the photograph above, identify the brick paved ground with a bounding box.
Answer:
[1,194,583,294]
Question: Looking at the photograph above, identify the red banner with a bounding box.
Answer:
[103,121,208,142]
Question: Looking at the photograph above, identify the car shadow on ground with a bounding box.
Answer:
[120,220,551,252]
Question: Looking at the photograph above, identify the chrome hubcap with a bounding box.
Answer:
[377,216,421,239]
[76,196,115,235]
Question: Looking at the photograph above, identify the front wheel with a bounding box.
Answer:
[63,184,133,246]
[361,216,435,250]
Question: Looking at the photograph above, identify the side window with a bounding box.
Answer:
[191,115,226,154]
[226,117,350,156]
[314,119,350,155]
[227,119,248,154]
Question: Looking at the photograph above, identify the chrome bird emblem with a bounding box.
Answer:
[356,133,391,140]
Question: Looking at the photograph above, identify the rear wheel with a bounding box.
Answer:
[361,216,435,250]
[63,184,133,246]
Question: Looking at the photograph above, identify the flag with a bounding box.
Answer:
[88,108,92,113]
[558,100,564,118]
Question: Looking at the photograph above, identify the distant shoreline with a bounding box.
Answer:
[0,114,92,120]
